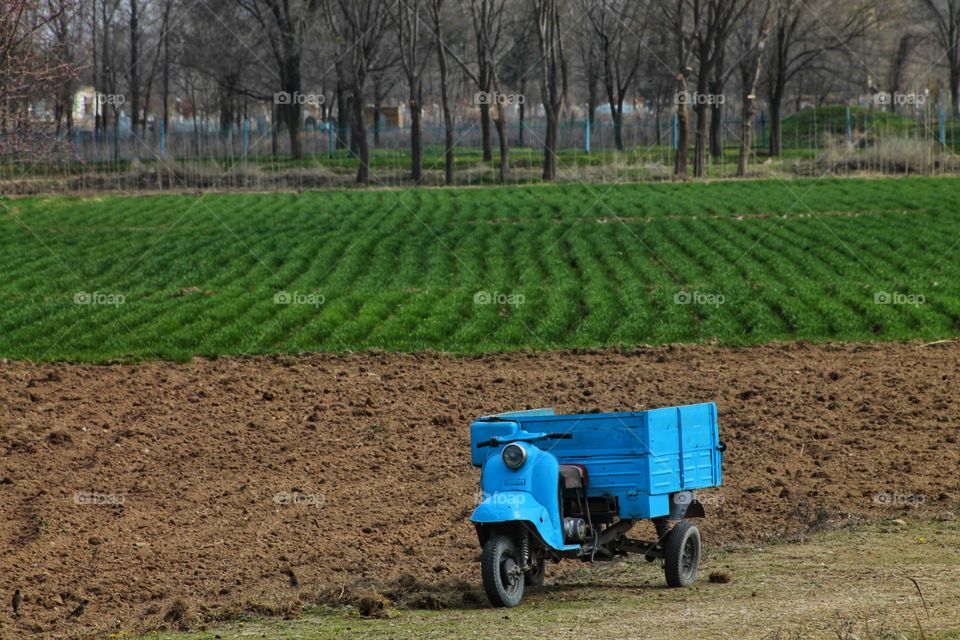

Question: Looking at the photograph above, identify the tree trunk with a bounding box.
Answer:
[518,77,526,147]
[352,87,370,184]
[951,67,960,117]
[737,94,757,177]
[92,2,100,138]
[373,94,382,147]
[65,94,73,133]
[709,99,723,158]
[709,52,724,158]
[693,101,708,177]
[279,55,303,159]
[112,107,120,162]
[674,77,689,178]
[543,110,558,180]
[768,89,782,156]
[285,103,302,159]
[161,0,171,131]
[612,103,623,151]
[348,94,360,155]
[271,101,278,156]
[335,71,348,150]
[409,87,423,182]
[494,111,509,183]
[587,77,598,127]
[129,0,140,137]
[480,102,492,161]
[435,12,454,185]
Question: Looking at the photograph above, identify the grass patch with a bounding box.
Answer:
[140,516,960,639]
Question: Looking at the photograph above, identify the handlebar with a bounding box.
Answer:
[476,432,572,448]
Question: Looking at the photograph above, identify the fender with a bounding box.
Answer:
[472,491,568,550]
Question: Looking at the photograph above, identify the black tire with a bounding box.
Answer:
[663,520,701,588]
[524,556,545,587]
[481,534,525,607]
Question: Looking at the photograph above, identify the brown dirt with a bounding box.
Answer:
[0,341,958,638]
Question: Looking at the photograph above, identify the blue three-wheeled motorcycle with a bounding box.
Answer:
[469,403,725,607]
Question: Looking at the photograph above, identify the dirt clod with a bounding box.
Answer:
[709,570,733,584]
[357,593,391,618]
[163,598,198,630]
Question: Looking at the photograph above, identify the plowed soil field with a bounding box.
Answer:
[1,341,958,638]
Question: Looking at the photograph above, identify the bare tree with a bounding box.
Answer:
[657,0,696,177]
[917,0,960,114]
[433,0,514,181]
[579,0,650,151]
[888,33,919,114]
[127,0,140,135]
[98,0,122,157]
[237,0,322,159]
[574,17,602,128]
[469,0,506,166]
[429,0,455,184]
[159,0,172,131]
[499,12,536,147]
[734,0,772,176]
[0,0,79,156]
[370,64,399,146]
[45,0,82,135]
[691,0,752,177]
[324,0,390,183]
[532,0,567,181]
[396,0,433,181]
[765,0,878,156]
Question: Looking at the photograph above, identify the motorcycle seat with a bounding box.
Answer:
[559,464,587,489]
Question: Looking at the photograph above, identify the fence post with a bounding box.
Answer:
[159,120,166,156]
[584,118,591,154]
[74,127,82,161]
[939,105,946,146]
[242,118,250,157]
[671,113,678,149]
[845,106,852,146]
[327,121,334,158]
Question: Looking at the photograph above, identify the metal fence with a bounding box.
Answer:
[2,105,959,194]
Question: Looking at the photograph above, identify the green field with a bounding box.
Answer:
[2,176,959,362]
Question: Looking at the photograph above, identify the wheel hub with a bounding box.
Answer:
[502,557,521,588]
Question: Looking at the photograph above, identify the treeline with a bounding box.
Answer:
[2,0,959,183]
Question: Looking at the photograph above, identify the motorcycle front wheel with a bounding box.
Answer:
[481,534,525,607]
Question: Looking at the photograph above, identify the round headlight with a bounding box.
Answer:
[502,443,527,470]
